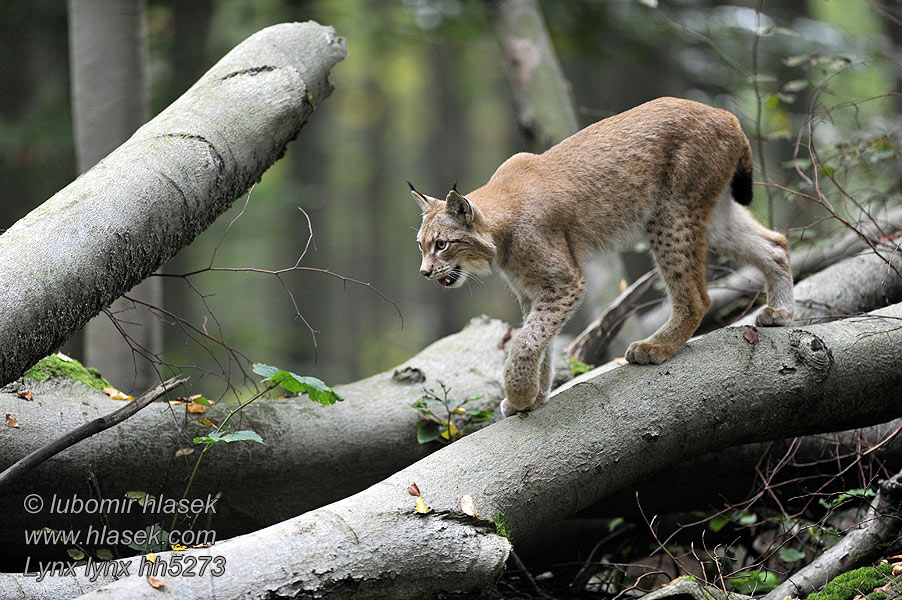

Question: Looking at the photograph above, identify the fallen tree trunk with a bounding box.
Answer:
[0,21,346,387]
[5,301,900,599]
[2,250,899,567]
[0,317,508,566]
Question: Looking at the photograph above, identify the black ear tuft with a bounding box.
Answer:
[451,181,458,192]
[407,180,417,192]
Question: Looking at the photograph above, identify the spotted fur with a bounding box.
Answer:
[411,98,794,417]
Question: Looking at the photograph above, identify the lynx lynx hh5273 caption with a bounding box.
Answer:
[410,97,793,417]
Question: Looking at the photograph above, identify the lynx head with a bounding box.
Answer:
[409,182,496,289]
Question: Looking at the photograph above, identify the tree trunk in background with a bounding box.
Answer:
[0,22,346,388]
[485,0,578,150]
[69,0,161,393]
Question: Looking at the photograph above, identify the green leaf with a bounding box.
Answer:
[730,570,779,594]
[782,54,813,67]
[96,548,113,561]
[126,524,169,553]
[67,548,85,560]
[190,395,212,406]
[778,547,805,563]
[608,517,625,532]
[416,421,442,444]
[782,79,809,92]
[125,490,153,507]
[219,430,265,444]
[709,515,729,532]
[564,357,593,376]
[253,363,343,405]
[252,363,278,379]
[739,512,758,525]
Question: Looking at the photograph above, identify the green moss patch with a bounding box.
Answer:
[806,564,894,600]
[23,354,111,391]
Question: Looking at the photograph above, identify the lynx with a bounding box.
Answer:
[410,97,793,417]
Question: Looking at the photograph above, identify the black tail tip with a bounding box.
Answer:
[731,168,753,205]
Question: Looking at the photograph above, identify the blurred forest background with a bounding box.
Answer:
[1,0,899,393]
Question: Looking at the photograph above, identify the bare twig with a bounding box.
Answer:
[0,376,187,491]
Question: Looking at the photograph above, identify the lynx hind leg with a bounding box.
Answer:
[627,214,711,365]
[708,196,794,326]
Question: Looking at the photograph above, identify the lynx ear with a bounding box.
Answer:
[408,181,438,214]
[445,189,478,226]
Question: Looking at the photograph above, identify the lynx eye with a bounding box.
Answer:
[435,240,448,251]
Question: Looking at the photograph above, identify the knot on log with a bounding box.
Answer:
[789,330,833,381]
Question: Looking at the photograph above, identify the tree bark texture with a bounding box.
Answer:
[5,301,901,599]
[0,21,346,388]
[68,0,163,394]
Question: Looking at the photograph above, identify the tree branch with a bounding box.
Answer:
[0,22,346,387]
[0,376,187,492]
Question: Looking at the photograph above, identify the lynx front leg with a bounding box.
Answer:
[501,276,583,417]
[627,215,711,365]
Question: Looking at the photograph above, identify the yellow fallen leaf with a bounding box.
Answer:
[619,279,628,293]
[460,494,479,518]
[146,575,164,589]
[170,544,187,551]
[169,399,185,406]
[439,421,459,440]
[103,387,132,401]
[415,496,430,514]
[893,564,902,577]
[186,401,206,414]
[198,417,218,427]
[5,413,19,428]
[145,552,156,563]
[174,447,194,457]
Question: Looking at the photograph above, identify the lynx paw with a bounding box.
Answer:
[499,394,547,418]
[625,340,674,365]
[756,306,793,327]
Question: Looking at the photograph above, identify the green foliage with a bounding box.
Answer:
[564,357,593,376]
[253,362,343,405]
[192,429,265,445]
[805,564,894,600]
[818,488,876,510]
[492,512,512,540]
[778,547,806,563]
[410,382,492,444]
[730,570,780,594]
[23,353,110,391]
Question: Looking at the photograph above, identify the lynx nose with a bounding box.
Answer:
[420,267,433,278]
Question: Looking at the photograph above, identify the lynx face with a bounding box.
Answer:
[410,184,496,289]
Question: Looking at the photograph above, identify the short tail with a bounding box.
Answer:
[730,141,754,206]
